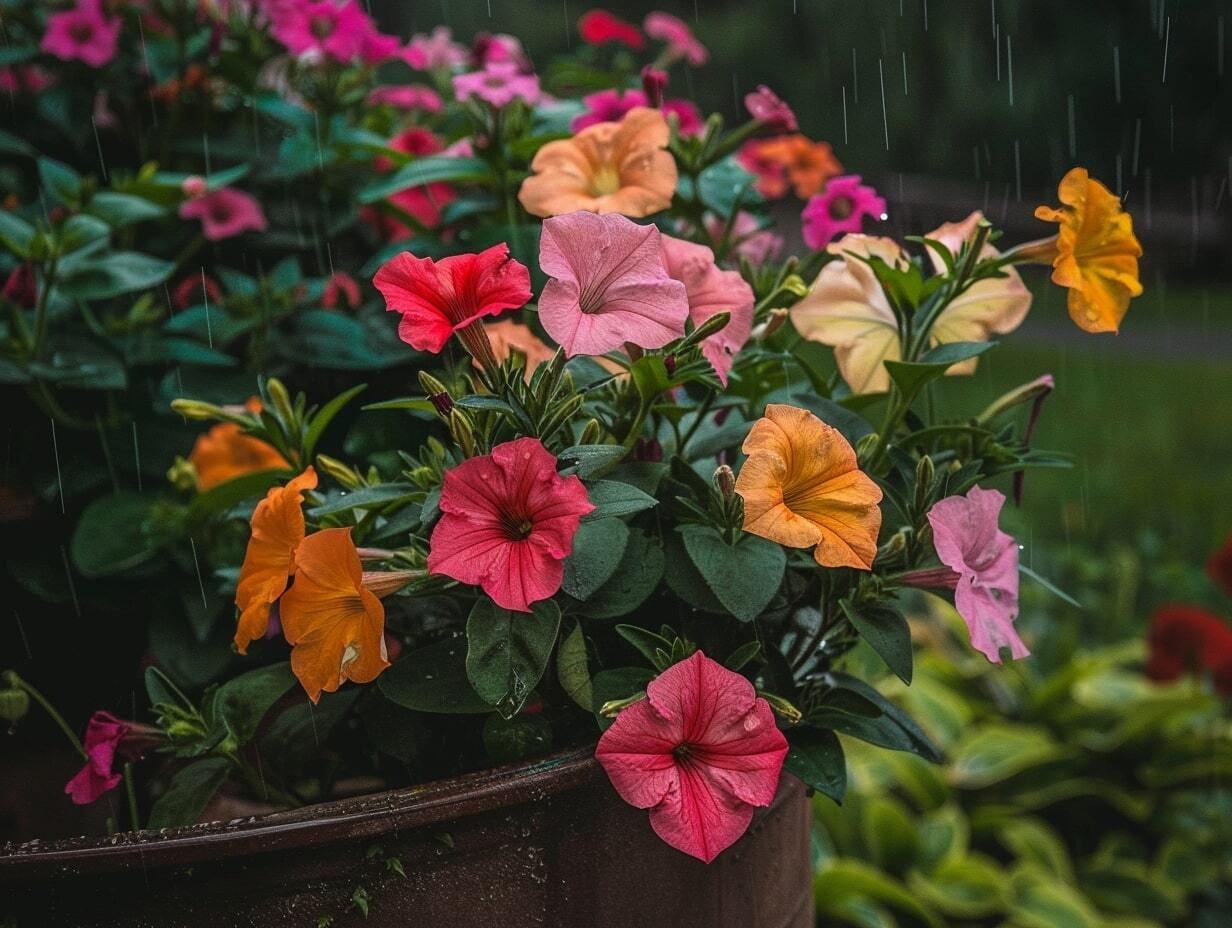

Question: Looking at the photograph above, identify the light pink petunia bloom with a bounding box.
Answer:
[41,0,122,69]
[471,32,528,69]
[403,25,469,71]
[538,212,689,357]
[644,11,708,66]
[452,61,540,109]
[64,712,130,805]
[428,438,594,612]
[925,486,1028,664]
[367,84,444,113]
[703,211,784,265]
[800,175,887,250]
[595,651,789,863]
[660,235,754,385]
[744,85,797,133]
[179,187,268,241]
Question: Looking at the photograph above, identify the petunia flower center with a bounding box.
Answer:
[672,742,694,761]
[310,14,336,39]
[208,202,233,224]
[69,21,95,44]
[499,510,535,540]
[828,196,854,220]
[589,164,623,197]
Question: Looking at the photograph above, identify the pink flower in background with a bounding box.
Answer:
[367,84,443,113]
[64,712,130,805]
[358,27,402,64]
[596,651,788,863]
[471,32,528,69]
[660,235,754,385]
[181,175,208,199]
[428,438,593,612]
[744,85,797,133]
[644,11,708,66]
[662,99,703,136]
[179,187,268,241]
[579,10,645,50]
[641,66,668,106]
[452,62,540,108]
[41,0,122,68]
[403,25,468,71]
[800,175,887,250]
[362,127,456,238]
[0,65,53,94]
[704,212,784,265]
[269,0,368,61]
[172,273,223,310]
[2,264,38,309]
[538,212,688,356]
[323,272,361,309]
[926,486,1028,664]
[572,88,701,136]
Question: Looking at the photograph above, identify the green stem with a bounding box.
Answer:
[15,678,87,760]
[30,255,58,360]
[678,389,716,454]
[123,762,141,831]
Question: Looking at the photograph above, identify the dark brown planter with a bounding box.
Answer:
[1,748,812,928]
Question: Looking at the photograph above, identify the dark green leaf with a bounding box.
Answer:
[0,210,35,257]
[146,758,231,829]
[884,342,996,401]
[359,157,495,203]
[188,469,287,521]
[466,598,561,719]
[556,620,594,710]
[86,191,166,227]
[59,251,174,300]
[307,483,416,517]
[213,662,296,746]
[561,517,630,600]
[304,383,367,458]
[680,525,785,622]
[785,727,847,803]
[841,600,913,684]
[70,492,165,578]
[575,529,664,619]
[378,638,490,713]
[38,157,82,205]
[557,444,627,478]
[583,479,658,520]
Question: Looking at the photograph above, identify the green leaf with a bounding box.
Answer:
[482,713,553,765]
[59,214,111,252]
[812,674,942,762]
[359,157,495,203]
[303,383,367,459]
[213,662,296,746]
[144,666,194,712]
[146,758,232,829]
[575,529,664,619]
[556,621,594,710]
[999,818,1074,883]
[0,210,36,257]
[614,624,673,668]
[86,191,166,227]
[840,600,913,684]
[784,726,846,804]
[378,638,491,713]
[59,251,174,300]
[628,355,671,402]
[307,483,416,518]
[591,666,655,728]
[696,158,761,216]
[557,444,627,478]
[862,795,921,873]
[188,469,288,521]
[680,525,785,622]
[561,517,630,600]
[465,598,560,719]
[583,479,658,520]
[814,860,945,928]
[1009,870,1103,928]
[70,492,165,578]
[884,342,996,401]
[949,725,1065,788]
[908,854,1006,919]
[38,157,82,206]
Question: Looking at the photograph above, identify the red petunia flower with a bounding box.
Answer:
[1146,604,1232,696]
[172,273,223,310]
[579,10,645,50]
[595,651,789,863]
[427,438,593,612]
[322,272,361,310]
[1207,534,1232,598]
[64,712,160,805]
[373,244,532,356]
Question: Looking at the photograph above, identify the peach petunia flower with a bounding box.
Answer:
[790,219,1031,394]
[517,107,677,218]
[735,404,882,570]
[1026,167,1142,334]
[234,468,318,654]
[739,135,842,199]
[189,421,291,491]
[280,527,389,702]
[483,317,555,381]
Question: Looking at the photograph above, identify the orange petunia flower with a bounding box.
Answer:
[735,404,882,570]
[483,318,556,382]
[234,468,318,654]
[189,412,290,491]
[743,135,842,199]
[279,527,389,703]
[1028,167,1142,333]
[517,106,677,218]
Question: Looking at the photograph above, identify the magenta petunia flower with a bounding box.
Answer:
[471,32,528,69]
[660,235,754,385]
[428,438,594,612]
[595,651,789,863]
[452,61,540,109]
[41,0,122,69]
[64,711,130,805]
[179,187,268,241]
[926,486,1028,664]
[367,84,443,113]
[571,88,644,132]
[643,11,708,66]
[744,85,797,133]
[403,25,469,71]
[269,0,367,61]
[373,244,532,354]
[537,212,688,357]
[800,175,887,250]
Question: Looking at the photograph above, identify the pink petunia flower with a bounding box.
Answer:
[644,11,708,66]
[64,711,130,805]
[572,89,701,136]
[579,10,645,50]
[323,271,361,309]
[703,211,784,265]
[471,32,528,69]
[361,127,456,239]
[595,651,789,863]
[452,61,540,109]
[537,212,689,357]
[800,175,887,250]
[41,0,122,69]
[660,235,754,385]
[744,85,797,133]
[0,65,54,94]
[373,244,532,354]
[403,25,469,71]
[428,437,594,612]
[366,84,443,113]
[2,264,38,309]
[641,66,668,107]
[923,486,1028,664]
[179,187,268,241]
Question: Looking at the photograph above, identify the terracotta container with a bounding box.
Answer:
[0,748,812,928]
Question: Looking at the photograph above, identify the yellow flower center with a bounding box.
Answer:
[589,164,622,197]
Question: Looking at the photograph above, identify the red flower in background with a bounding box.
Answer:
[1147,604,1232,696]
[2,264,38,309]
[323,272,361,310]
[364,127,456,239]
[579,10,645,50]
[1207,534,1232,597]
[172,273,223,310]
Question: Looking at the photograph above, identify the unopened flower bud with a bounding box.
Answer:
[448,408,477,457]
[265,378,295,424]
[417,371,454,418]
[0,685,29,726]
[361,569,425,598]
[166,456,198,491]
[759,691,802,724]
[751,307,789,342]
[578,418,603,446]
[170,398,228,421]
[181,175,208,199]
[641,66,668,108]
[316,454,363,490]
[914,455,935,513]
[713,464,736,500]
[855,432,880,464]
[663,354,676,377]
[599,691,646,718]
[781,274,808,298]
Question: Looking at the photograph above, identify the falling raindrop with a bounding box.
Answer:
[878,59,889,151]
[49,419,64,514]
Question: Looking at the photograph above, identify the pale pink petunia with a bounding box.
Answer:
[179,187,268,241]
[403,25,468,71]
[595,651,789,863]
[41,0,122,69]
[367,84,444,113]
[660,235,753,385]
[471,32,528,69]
[644,11,708,66]
[703,211,784,265]
[537,212,689,357]
[428,438,594,612]
[800,175,887,250]
[744,85,797,133]
[64,711,130,805]
[926,486,1028,664]
[452,61,540,109]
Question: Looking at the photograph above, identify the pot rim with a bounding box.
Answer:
[0,746,601,880]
